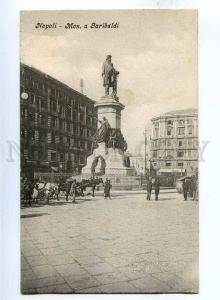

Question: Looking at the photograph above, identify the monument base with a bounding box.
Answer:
[81,143,136,177]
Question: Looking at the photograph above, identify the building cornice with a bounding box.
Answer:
[20,62,96,104]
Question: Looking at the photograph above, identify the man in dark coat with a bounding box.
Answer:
[182,178,189,201]
[104,179,112,199]
[146,177,153,200]
[154,177,160,201]
[91,176,99,197]
[70,179,77,203]
[23,178,33,207]
[66,180,72,202]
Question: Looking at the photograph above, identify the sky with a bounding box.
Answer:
[20,10,197,154]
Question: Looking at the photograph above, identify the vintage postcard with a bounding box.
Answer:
[20,10,198,294]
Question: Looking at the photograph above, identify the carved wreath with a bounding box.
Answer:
[91,155,106,176]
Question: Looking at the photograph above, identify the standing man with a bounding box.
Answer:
[104,179,112,199]
[192,175,198,201]
[146,177,153,200]
[65,179,72,202]
[154,177,160,201]
[182,178,189,201]
[23,177,32,207]
[70,179,77,203]
[91,176,98,197]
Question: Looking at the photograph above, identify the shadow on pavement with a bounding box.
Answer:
[21,201,69,209]
[21,213,50,218]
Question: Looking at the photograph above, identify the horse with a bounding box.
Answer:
[81,177,104,197]
[56,177,103,200]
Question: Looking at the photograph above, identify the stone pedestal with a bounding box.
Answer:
[82,95,136,177]
[95,95,125,129]
[82,143,136,176]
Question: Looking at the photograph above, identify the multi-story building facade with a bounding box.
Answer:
[20,63,97,178]
[150,108,198,177]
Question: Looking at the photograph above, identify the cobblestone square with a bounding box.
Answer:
[21,190,198,294]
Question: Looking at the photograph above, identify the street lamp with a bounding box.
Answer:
[21,92,29,100]
[143,126,147,177]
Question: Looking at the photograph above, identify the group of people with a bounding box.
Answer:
[21,176,113,207]
[21,177,57,206]
[146,177,161,201]
[182,176,198,201]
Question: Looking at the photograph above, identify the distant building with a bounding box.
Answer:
[20,63,97,178]
[130,155,145,175]
[150,108,198,177]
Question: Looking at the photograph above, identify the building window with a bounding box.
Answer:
[166,150,172,157]
[177,127,185,135]
[178,141,183,147]
[188,125,193,135]
[178,162,183,167]
[28,111,35,122]
[167,126,172,136]
[60,153,64,162]
[178,119,184,126]
[51,152,57,161]
[28,130,35,141]
[41,100,47,110]
[155,126,159,138]
[35,96,39,107]
[167,120,173,125]
[51,133,55,144]
[34,151,38,160]
[39,130,47,142]
[177,150,184,157]
[51,101,57,112]
[166,162,171,167]
[62,121,67,131]
[73,110,77,121]
[167,140,172,147]
[152,151,157,158]
[41,115,47,126]
[80,127,84,136]
[80,113,84,123]
[66,107,71,119]
[188,140,192,147]
[30,94,35,105]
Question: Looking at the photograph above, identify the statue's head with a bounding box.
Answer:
[103,116,107,121]
[106,55,112,61]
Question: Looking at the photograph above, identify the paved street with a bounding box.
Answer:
[21,190,198,294]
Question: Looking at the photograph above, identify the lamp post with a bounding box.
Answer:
[144,127,147,177]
